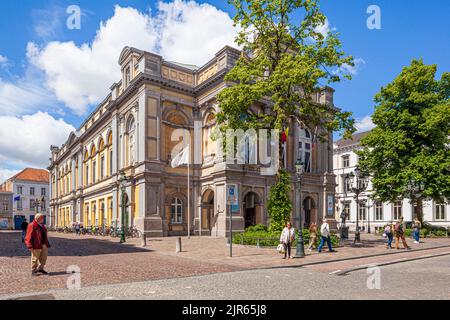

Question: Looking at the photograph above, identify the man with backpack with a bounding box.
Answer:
[394,216,410,250]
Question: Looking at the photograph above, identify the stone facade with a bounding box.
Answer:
[48,46,337,237]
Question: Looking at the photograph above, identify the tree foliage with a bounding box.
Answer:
[267,169,292,232]
[358,59,450,209]
[217,0,355,145]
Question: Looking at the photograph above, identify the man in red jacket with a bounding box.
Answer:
[25,213,51,276]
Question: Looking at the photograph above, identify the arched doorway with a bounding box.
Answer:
[243,192,261,228]
[303,197,315,228]
[201,189,214,233]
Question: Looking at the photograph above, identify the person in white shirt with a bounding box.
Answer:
[279,221,295,259]
[318,219,335,253]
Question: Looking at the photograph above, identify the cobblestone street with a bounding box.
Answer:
[1,230,449,298]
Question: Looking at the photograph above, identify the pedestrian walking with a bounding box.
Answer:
[384,222,394,249]
[307,223,317,251]
[75,222,81,236]
[394,216,410,250]
[20,218,28,243]
[279,221,295,259]
[412,218,421,244]
[24,213,51,276]
[318,219,335,253]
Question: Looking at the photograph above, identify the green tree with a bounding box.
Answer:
[217,0,356,162]
[216,0,356,229]
[358,59,450,222]
[267,169,292,232]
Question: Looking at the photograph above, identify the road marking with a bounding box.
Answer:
[334,251,450,276]
[329,270,341,274]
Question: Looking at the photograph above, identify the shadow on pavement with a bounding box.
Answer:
[0,231,151,257]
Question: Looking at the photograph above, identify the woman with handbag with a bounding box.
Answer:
[279,221,295,259]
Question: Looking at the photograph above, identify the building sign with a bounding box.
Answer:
[327,194,334,217]
[227,184,239,214]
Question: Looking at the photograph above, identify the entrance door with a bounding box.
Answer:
[244,208,256,228]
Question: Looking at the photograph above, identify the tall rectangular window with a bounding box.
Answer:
[92,161,96,183]
[358,202,367,220]
[41,188,46,196]
[30,199,36,210]
[17,186,23,194]
[85,165,89,185]
[375,201,383,221]
[109,149,113,175]
[435,203,445,220]
[343,202,350,219]
[17,199,23,211]
[100,156,105,180]
[342,155,350,168]
[30,187,35,195]
[125,66,131,86]
[393,200,402,220]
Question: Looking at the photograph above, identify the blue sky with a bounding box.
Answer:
[0,0,449,180]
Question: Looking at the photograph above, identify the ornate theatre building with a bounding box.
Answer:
[48,46,337,237]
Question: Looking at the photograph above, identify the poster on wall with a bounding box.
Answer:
[327,194,334,217]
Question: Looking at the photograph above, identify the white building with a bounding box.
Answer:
[0,168,50,229]
[333,131,449,232]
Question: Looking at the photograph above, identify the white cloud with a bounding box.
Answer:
[156,0,238,65]
[334,58,366,77]
[0,168,19,185]
[355,115,375,133]
[0,112,75,168]
[27,6,158,115]
[0,73,57,116]
[314,18,335,39]
[27,1,238,115]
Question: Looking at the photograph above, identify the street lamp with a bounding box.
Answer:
[294,159,305,258]
[344,166,369,244]
[118,170,129,243]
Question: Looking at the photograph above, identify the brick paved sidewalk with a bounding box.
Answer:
[1,230,449,297]
[62,230,450,270]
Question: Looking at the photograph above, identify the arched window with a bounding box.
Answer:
[170,197,183,223]
[298,127,312,173]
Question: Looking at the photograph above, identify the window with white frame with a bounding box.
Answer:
[435,203,445,220]
[17,186,23,194]
[343,202,350,219]
[170,197,183,223]
[358,201,367,220]
[393,200,402,220]
[342,155,350,168]
[375,200,383,221]
[298,127,312,173]
[30,187,35,195]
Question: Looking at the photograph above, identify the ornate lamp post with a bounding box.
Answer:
[294,159,305,258]
[344,167,369,244]
[118,171,129,243]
